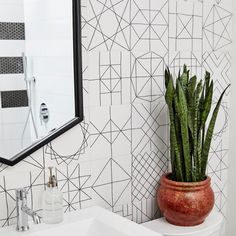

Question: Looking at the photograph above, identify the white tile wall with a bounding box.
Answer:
[0,41,25,56]
[24,0,74,138]
[0,0,30,158]
[0,0,232,230]
[0,0,24,22]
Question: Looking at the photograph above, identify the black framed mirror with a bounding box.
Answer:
[0,0,83,166]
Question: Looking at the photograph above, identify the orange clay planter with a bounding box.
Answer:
[157,173,214,226]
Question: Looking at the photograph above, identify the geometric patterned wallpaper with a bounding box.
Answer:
[0,0,232,227]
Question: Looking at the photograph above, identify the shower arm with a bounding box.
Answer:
[22,53,36,82]
[21,53,39,143]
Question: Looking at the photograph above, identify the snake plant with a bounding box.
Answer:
[165,65,230,182]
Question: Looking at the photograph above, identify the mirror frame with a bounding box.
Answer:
[0,0,83,166]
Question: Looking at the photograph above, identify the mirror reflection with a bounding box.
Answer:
[0,0,75,159]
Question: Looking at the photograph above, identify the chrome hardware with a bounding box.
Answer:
[16,188,41,231]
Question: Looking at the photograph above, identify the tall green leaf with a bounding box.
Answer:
[175,80,191,182]
[165,77,183,181]
[179,65,188,93]
[197,131,202,180]
[193,80,202,181]
[201,85,230,176]
[187,76,197,136]
[205,71,211,93]
[201,81,213,129]
[165,68,171,89]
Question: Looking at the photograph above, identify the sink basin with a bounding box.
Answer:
[0,206,163,236]
[33,219,126,236]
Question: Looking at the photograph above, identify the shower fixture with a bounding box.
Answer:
[39,103,49,133]
[21,53,38,147]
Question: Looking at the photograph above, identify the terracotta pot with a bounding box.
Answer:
[157,173,214,226]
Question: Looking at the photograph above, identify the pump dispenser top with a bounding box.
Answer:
[47,167,57,188]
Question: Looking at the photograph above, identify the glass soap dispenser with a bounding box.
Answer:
[43,167,64,224]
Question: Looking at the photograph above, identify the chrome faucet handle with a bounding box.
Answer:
[21,206,42,224]
[16,187,41,232]
[16,188,29,231]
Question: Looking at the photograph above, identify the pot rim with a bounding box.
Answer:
[161,173,211,189]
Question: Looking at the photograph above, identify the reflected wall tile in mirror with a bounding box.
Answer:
[0,75,25,91]
[0,57,23,74]
[0,90,28,108]
[0,0,82,163]
[0,0,25,23]
[1,107,28,123]
[0,41,25,56]
[0,22,25,40]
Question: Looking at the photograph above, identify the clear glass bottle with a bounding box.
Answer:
[43,167,63,224]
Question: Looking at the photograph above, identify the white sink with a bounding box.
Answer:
[0,206,163,236]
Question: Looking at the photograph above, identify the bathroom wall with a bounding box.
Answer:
[0,0,232,227]
[0,0,31,158]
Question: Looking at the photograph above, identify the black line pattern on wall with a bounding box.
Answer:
[132,198,160,223]
[45,121,89,165]
[85,0,130,51]
[132,151,168,201]
[0,0,232,227]
[169,51,203,79]
[131,101,169,208]
[203,4,232,51]
[213,102,229,140]
[89,51,131,106]
[208,139,228,181]
[98,51,123,106]
[212,181,227,218]
[130,52,166,103]
[57,164,92,212]
[111,198,161,223]
[202,51,231,99]
[81,1,88,49]
[215,0,222,4]
[85,0,169,52]
[169,0,203,52]
[90,106,132,158]
[92,158,131,209]
[113,204,133,220]
[129,0,169,52]
[131,102,169,156]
